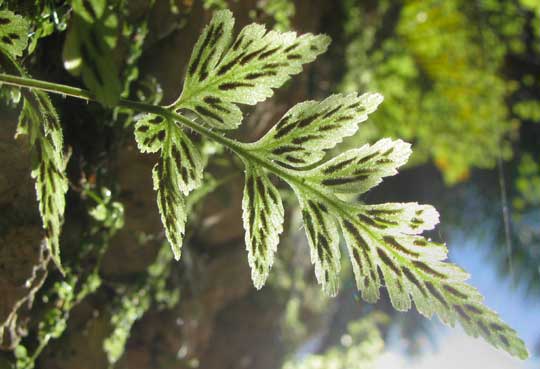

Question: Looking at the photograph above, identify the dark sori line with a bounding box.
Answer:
[464,304,483,315]
[382,236,419,257]
[292,134,319,145]
[322,175,368,187]
[402,266,428,297]
[195,105,225,124]
[443,284,468,299]
[286,54,301,60]
[258,46,281,59]
[284,155,305,164]
[271,145,303,155]
[371,215,398,226]
[454,304,472,322]
[425,281,449,308]
[358,151,379,164]
[358,213,386,229]
[218,82,253,90]
[318,123,339,132]
[275,121,297,138]
[179,139,195,168]
[412,260,447,279]
[366,208,403,216]
[190,22,223,76]
[199,48,215,81]
[376,248,402,276]
[297,113,322,128]
[323,157,356,174]
[245,71,277,80]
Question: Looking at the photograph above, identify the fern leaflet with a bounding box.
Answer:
[172,9,330,129]
[0,10,68,270]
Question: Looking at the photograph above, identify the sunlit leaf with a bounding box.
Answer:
[128,10,528,359]
[173,9,330,129]
[16,91,68,270]
[134,114,168,153]
[153,155,187,260]
[242,163,284,288]
[302,138,411,194]
[136,114,204,258]
[339,202,527,359]
[243,90,527,358]
[292,186,341,296]
[135,114,204,194]
[249,93,383,168]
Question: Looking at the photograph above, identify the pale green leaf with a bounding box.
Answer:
[0,10,29,58]
[135,114,204,195]
[153,156,187,260]
[248,93,383,168]
[338,201,528,359]
[242,89,527,357]
[134,114,168,153]
[138,113,204,258]
[173,9,330,129]
[126,11,528,359]
[302,138,411,194]
[292,186,341,297]
[17,91,68,270]
[242,163,284,288]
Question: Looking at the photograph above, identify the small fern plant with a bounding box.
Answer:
[0,9,528,359]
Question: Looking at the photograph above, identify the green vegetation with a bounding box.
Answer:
[0,1,538,368]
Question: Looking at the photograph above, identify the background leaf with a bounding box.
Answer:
[16,91,68,270]
[0,10,29,59]
[62,2,121,106]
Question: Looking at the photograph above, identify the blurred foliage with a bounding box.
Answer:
[0,0,70,54]
[103,243,179,366]
[282,312,387,369]
[513,154,540,212]
[203,0,231,11]
[513,99,540,123]
[256,0,295,31]
[202,0,295,30]
[340,0,539,184]
[13,186,124,369]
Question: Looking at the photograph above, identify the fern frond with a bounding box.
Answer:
[126,10,528,359]
[240,100,529,359]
